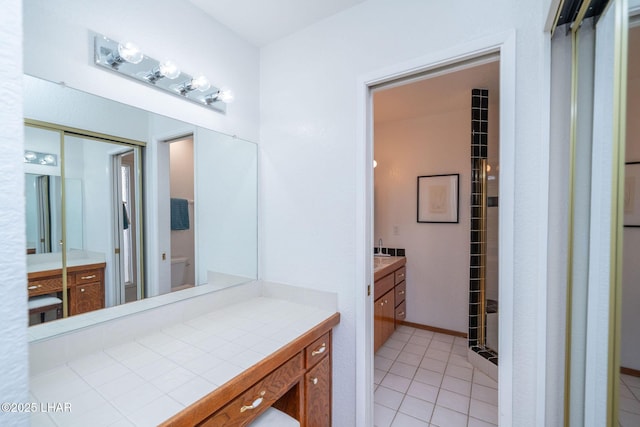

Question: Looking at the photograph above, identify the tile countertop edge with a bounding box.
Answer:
[160,311,341,427]
[373,256,406,282]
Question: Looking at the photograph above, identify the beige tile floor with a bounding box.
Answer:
[620,373,640,427]
[374,326,498,427]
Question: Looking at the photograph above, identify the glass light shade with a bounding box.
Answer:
[191,75,211,92]
[373,160,378,168]
[43,154,56,164]
[24,151,37,161]
[117,42,143,64]
[217,89,234,103]
[159,60,180,79]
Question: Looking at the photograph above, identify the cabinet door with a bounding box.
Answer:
[305,355,331,427]
[382,289,395,345]
[374,290,395,352]
[71,282,103,315]
[374,296,385,352]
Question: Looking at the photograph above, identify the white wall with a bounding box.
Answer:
[0,0,29,425]
[23,0,260,142]
[260,0,553,425]
[374,109,471,333]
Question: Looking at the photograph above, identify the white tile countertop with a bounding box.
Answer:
[27,250,106,274]
[28,282,338,427]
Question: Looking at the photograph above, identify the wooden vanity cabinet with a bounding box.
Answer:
[374,289,395,352]
[303,332,332,427]
[68,266,105,315]
[199,354,304,426]
[27,263,105,317]
[394,269,407,325]
[161,313,339,427]
[374,258,407,352]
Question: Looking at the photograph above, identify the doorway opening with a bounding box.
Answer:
[168,136,196,292]
[370,54,501,424]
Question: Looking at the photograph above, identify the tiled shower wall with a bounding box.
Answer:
[469,88,497,365]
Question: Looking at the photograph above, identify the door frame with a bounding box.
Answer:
[355,30,518,426]
[112,149,142,304]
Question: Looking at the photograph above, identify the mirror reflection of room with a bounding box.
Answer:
[620,16,640,426]
[25,124,144,325]
[23,75,258,329]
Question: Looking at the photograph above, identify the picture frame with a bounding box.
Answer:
[417,173,459,223]
[624,162,640,227]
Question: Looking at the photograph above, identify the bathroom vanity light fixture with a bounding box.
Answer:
[93,33,232,113]
[205,88,234,105]
[144,59,181,83]
[107,41,144,69]
[176,74,211,95]
[24,150,57,166]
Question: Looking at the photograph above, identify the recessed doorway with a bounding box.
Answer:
[370,55,501,426]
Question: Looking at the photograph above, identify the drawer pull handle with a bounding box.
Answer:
[398,311,405,317]
[399,290,405,295]
[28,285,40,290]
[311,377,318,385]
[311,343,326,356]
[81,275,96,280]
[81,288,85,292]
[240,391,265,413]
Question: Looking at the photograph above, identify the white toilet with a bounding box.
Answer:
[171,257,188,288]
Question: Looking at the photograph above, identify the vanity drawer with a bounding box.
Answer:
[70,269,103,285]
[394,266,406,285]
[395,301,406,323]
[27,276,62,297]
[374,273,394,300]
[395,281,406,306]
[305,332,330,368]
[200,353,304,427]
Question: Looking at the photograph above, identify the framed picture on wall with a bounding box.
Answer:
[417,174,459,223]
[624,162,640,227]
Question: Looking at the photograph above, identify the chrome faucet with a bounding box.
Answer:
[376,238,390,257]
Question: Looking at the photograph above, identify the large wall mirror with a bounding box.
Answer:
[24,74,258,336]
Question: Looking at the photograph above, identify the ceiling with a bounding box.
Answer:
[188,0,367,47]
[374,60,500,124]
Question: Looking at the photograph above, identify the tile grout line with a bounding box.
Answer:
[375,326,498,427]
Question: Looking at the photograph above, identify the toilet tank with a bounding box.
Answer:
[171,257,188,287]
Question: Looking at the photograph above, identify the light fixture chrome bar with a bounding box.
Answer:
[24,150,57,166]
[93,33,229,113]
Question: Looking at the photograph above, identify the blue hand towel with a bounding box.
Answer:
[170,198,190,230]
